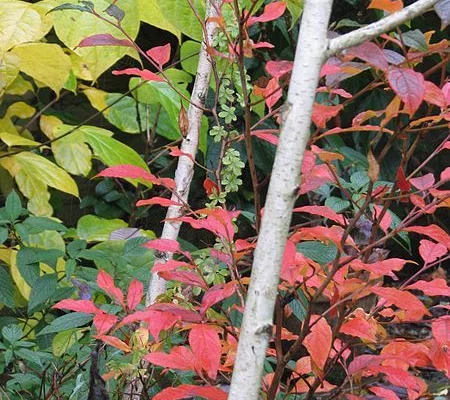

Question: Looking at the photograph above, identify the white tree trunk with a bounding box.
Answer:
[228,1,334,398]
[228,0,438,399]
[146,0,221,306]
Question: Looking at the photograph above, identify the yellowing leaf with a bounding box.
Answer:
[82,87,108,112]
[1,151,79,197]
[53,137,92,176]
[15,169,53,216]
[0,0,43,56]
[52,329,84,357]
[53,0,140,80]
[9,250,31,300]
[0,52,20,95]
[6,102,35,119]
[10,43,71,95]
[139,0,181,41]
[5,74,34,96]
[40,115,63,140]
[0,132,40,147]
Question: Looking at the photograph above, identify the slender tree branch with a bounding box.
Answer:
[327,0,438,57]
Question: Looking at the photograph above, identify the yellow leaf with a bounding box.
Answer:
[10,43,71,95]
[139,0,181,41]
[0,0,43,56]
[0,52,20,95]
[6,102,35,119]
[53,0,140,81]
[367,150,380,182]
[4,74,34,96]
[0,115,19,135]
[82,87,109,114]
[0,132,40,147]
[9,250,31,300]
[15,169,53,216]
[53,137,92,176]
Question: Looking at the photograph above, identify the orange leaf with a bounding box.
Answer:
[368,0,403,13]
[304,316,332,371]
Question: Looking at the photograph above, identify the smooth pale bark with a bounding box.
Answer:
[146,0,221,306]
[228,1,334,398]
[228,0,439,399]
[327,0,439,57]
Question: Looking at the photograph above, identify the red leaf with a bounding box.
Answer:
[96,335,130,352]
[136,197,183,207]
[441,166,450,182]
[429,316,450,378]
[159,270,207,289]
[250,129,279,145]
[409,173,435,191]
[372,287,430,320]
[93,313,117,335]
[319,63,341,77]
[247,2,287,26]
[264,77,282,111]
[97,270,125,307]
[396,167,411,192]
[251,41,274,49]
[346,41,388,71]
[144,238,182,253]
[146,43,171,67]
[304,315,332,371]
[340,315,377,343]
[312,104,343,128]
[387,67,425,115]
[407,278,450,297]
[404,224,450,249]
[442,82,450,105]
[368,0,403,13]
[265,60,293,78]
[152,260,192,273]
[348,354,383,375]
[369,386,400,400]
[121,309,179,340]
[203,178,219,196]
[350,258,408,278]
[127,279,143,311]
[53,299,101,314]
[424,81,447,108]
[372,205,392,233]
[149,303,202,323]
[77,33,133,48]
[96,165,153,183]
[418,240,447,263]
[112,68,164,82]
[145,346,196,371]
[293,205,347,226]
[200,283,237,315]
[153,384,228,400]
[432,316,450,344]
[368,365,425,394]
[381,339,430,369]
[190,325,221,379]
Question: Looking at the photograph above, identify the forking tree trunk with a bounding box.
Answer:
[228,0,439,399]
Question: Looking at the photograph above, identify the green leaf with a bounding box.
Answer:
[49,2,94,13]
[9,43,71,95]
[325,196,350,213]
[22,217,67,234]
[0,267,15,308]
[5,190,22,221]
[180,40,200,75]
[2,324,23,344]
[83,128,148,171]
[297,241,337,265]
[37,312,93,336]
[287,0,303,27]
[53,0,140,80]
[77,215,127,242]
[28,274,57,313]
[157,0,205,41]
[0,227,8,244]
[397,29,428,52]
[52,130,92,176]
